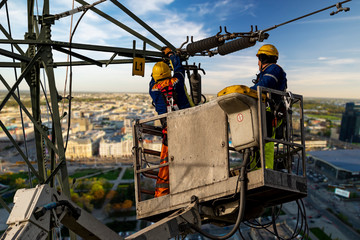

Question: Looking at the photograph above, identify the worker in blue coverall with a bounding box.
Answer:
[251,44,287,91]
[250,44,287,170]
[149,47,191,197]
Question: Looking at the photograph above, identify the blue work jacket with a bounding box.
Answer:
[149,54,190,115]
[250,64,287,91]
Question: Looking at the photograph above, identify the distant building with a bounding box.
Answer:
[71,118,93,133]
[67,138,93,158]
[339,102,360,143]
[308,149,360,182]
[121,134,133,157]
[294,140,327,151]
[143,139,162,152]
[123,118,133,135]
[0,126,34,142]
[331,128,340,140]
[66,130,105,159]
[99,135,123,158]
[99,133,134,158]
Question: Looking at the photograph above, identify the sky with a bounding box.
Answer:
[0,0,359,99]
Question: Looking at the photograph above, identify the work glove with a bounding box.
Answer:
[161,47,174,58]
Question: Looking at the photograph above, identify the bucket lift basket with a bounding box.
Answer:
[132,86,307,224]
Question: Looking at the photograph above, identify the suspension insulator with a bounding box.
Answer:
[217,37,256,56]
[190,73,202,105]
[186,36,224,56]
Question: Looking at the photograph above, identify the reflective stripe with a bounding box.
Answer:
[161,157,168,163]
[156,183,169,188]
[264,73,279,83]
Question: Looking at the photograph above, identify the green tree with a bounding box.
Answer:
[90,181,105,200]
[14,178,26,188]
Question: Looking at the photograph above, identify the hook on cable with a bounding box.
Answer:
[216,26,223,37]
[180,36,189,50]
[224,26,230,35]
[330,2,350,15]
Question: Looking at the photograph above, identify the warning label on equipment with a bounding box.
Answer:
[237,113,243,122]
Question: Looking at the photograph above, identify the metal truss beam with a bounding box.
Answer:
[0,57,161,68]
[76,0,164,50]
[0,39,162,57]
[0,47,43,111]
[0,48,30,62]
[109,0,176,50]
[53,46,103,67]
[0,74,59,170]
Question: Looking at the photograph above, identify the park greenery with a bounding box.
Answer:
[310,227,332,240]
[123,168,134,180]
[0,167,136,218]
[69,168,135,215]
[0,172,29,189]
[70,177,112,212]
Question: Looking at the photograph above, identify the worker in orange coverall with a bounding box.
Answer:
[149,47,191,197]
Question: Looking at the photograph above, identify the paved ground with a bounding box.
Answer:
[283,200,348,240]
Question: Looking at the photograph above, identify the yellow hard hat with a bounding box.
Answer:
[152,62,171,82]
[256,44,279,58]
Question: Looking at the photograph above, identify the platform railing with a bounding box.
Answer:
[257,86,306,177]
[133,116,166,202]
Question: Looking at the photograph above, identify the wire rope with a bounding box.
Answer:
[5,1,33,187]
[64,7,89,151]
[62,0,75,116]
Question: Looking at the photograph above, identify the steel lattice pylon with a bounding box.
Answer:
[0,1,353,239]
[0,1,169,237]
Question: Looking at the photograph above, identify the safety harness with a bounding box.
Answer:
[152,77,180,113]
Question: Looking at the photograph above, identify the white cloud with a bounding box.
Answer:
[148,15,208,47]
[187,0,255,20]
[196,53,259,93]
[123,0,174,15]
[188,2,213,16]
[327,58,356,65]
[316,57,356,65]
[286,67,360,98]
[0,2,27,39]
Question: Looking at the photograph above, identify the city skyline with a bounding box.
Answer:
[0,0,359,99]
